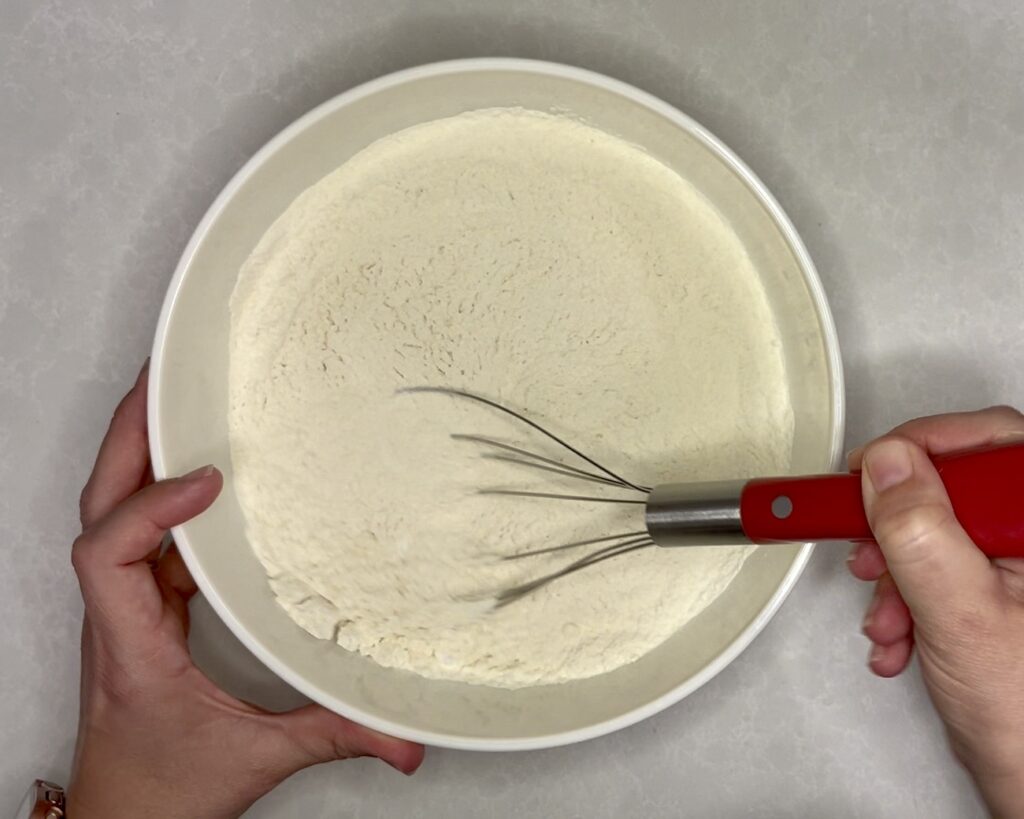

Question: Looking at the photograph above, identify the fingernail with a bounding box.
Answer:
[994,428,1024,443]
[384,758,419,776]
[181,464,215,481]
[846,445,864,464]
[869,643,886,666]
[864,440,913,493]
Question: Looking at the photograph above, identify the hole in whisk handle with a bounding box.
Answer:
[771,495,793,520]
[741,473,872,543]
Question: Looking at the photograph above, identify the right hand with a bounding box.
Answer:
[847,407,1024,817]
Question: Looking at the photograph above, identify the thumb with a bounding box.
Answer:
[264,704,425,778]
[861,437,997,626]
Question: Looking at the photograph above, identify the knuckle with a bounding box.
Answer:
[70,533,93,574]
[289,727,331,766]
[330,735,359,761]
[111,393,134,424]
[984,405,1024,439]
[985,404,1024,422]
[78,485,93,525]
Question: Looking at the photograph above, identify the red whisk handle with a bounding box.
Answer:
[740,441,1024,558]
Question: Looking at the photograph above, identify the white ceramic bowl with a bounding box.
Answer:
[149,58,844,751]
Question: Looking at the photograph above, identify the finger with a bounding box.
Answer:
[862,573,912,646]
[80,360,152,528]
[861,438,997,627]
[847,406,1024,471]
[155,543,199,602]
[847,540,887,581]
[869,635,914,678]
[72,467,221,619]
[267,704,425,777]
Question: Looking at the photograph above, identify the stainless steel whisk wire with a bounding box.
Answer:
[398,387,658,606]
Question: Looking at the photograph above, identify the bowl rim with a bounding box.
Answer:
[149,56,846,751]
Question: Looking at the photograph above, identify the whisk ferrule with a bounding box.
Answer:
[645,480,749,547]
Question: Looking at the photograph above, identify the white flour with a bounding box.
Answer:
[229,108,793,688]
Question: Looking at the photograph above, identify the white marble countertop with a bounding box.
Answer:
[2,1,1022,816]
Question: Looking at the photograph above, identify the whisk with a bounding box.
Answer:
[401,387,1024,606]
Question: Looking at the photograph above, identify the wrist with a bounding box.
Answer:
[975,773,1024,819]
[68,753,261,819]
[960,755,1024,819]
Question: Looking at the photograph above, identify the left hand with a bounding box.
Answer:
[68,361,424,819]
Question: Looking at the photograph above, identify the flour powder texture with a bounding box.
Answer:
[229,108,793,688]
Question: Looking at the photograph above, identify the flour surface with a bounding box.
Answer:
[229,108,793,688]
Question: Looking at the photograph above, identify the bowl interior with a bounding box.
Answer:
[152,61,841,749]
